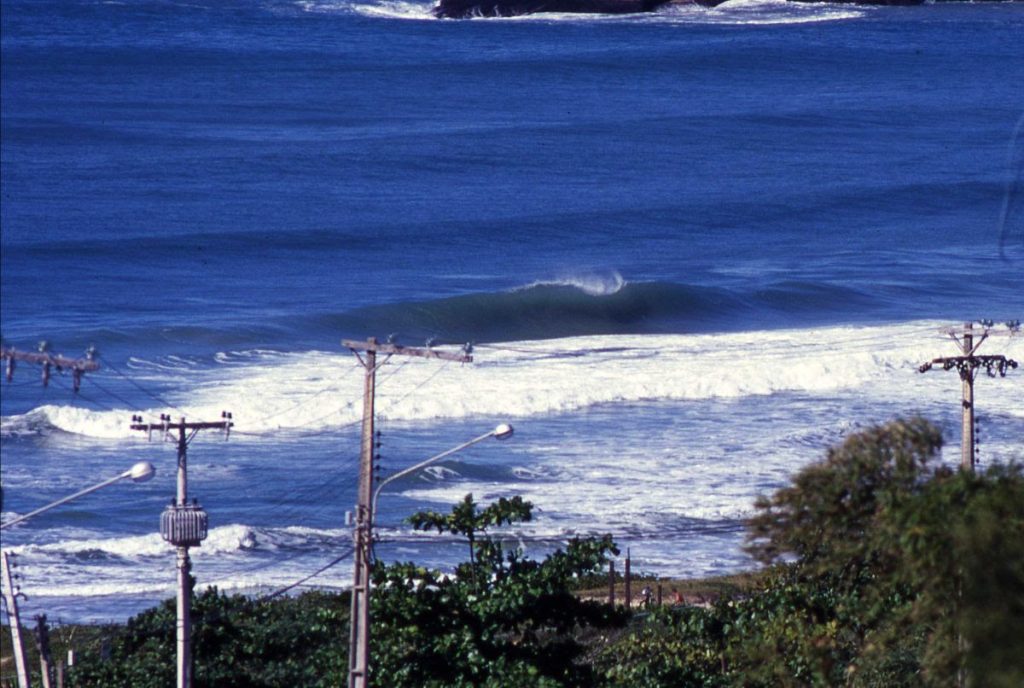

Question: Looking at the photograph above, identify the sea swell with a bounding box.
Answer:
[0,278,880,356]
[309,277,876,344]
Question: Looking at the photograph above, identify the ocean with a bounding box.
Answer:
[1,0,1022,624]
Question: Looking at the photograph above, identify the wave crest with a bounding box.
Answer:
[518,270,627,297]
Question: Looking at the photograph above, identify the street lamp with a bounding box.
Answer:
[1,461,156,531]
[348,423,514,688]
[371,423,515,525]
[0,461,156,688]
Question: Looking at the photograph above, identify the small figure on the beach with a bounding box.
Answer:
[672,587,683,604]
[640,585,653,608]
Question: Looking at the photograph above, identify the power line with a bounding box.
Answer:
[261,546,355,601]
[100,354,202,422]
[79,376,141,411]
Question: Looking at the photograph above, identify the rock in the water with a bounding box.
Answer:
[433,0,933,18]
[434,0,669,19]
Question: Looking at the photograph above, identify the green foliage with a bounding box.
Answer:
[745,415,943,578]
[409,494,533,571]
[67,587,348,688]
[597,604,730,687]
[598,418,1024,687]
[373,493,625,687]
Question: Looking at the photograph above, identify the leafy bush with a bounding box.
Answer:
[67,587,348,688]
[372,494,626,687]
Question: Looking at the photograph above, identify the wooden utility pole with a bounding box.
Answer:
[341,338,471,688]
[919,321,1019,471]
[2,344,99,392]
[131,413,232,688]
[624,549,632,609]
[1,551,31,688]
[608,561,615,607]
[33,615,53,688]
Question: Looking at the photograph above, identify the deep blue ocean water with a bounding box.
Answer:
[2,0,1022,623]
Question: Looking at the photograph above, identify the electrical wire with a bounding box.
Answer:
[376,358,453,417]
[233,354,364,429]
[79,375,142,411]
[260,545,355,600]
[99,354,192,417]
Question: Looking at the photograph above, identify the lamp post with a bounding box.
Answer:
[0,462,156,688]
[348,423,514,688]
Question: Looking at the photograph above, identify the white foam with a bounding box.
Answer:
[4,322,1020,439]
[657,0,867,25]
[299,0,436,20]
[519,269,627,296]
[351,0,435,19]
[8,524,258,559]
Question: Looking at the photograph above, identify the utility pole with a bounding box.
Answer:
[130,413,232,688]
[1,551,31,688]
[2,343,99,392]
[341,338,472,688]
[608,560,615,607]
[33,615,53,688]
[919,321,1019,471]
[624,549,632,609]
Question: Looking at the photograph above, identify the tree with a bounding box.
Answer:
[743,417,1024,686]
[372,494,625,687]
[598,418,1024,687]
[745,416,942,580]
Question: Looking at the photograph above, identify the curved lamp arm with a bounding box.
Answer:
[371,424,513,523]
[1,462,155,530]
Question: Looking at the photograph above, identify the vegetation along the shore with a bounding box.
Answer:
[4,417,1022,686]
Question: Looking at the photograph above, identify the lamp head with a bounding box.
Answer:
[493,423,514,440]
[128,461,156,483]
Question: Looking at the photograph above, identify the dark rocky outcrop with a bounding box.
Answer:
[433,0,943,19]
[434,0,727,19]
[789,0,923,4]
